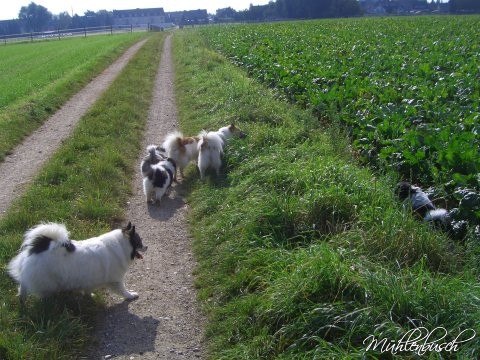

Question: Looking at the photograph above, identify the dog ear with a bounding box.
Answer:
[131,225,136,234]
[123,221,132,232]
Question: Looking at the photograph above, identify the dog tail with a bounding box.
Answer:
[162,131,184,156]
[424,208,450,226]
[141,145,165,177]
[198,131,224,152]
[8,223,74,282]
[146,145,163,159]
[21,223,74,255]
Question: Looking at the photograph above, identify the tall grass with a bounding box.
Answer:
[0,33,165,359]
[173,29,480,359]
[0,32,147,161]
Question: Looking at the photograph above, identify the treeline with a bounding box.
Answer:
[216,0,362,21]
[215,0,480,21]
[0,2,115,35]
[449,0,480,13]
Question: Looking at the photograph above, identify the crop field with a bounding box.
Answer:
[175,27,480,359]
[199,16,480,224]
[0,32,147,160]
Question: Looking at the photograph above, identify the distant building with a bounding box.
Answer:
[112,8,166,26]
[166,9,209,26]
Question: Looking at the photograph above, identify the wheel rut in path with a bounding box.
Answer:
[0,38,148,217]
[86,34,205,359]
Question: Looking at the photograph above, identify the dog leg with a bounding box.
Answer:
[18,285,27,305]
[109,282,139,300]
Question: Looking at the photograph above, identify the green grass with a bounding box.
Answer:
[173,29,480,359]
[0,32,148,161]
[0,33,165,359]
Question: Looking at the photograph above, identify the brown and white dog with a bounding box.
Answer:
[162,131,200,180]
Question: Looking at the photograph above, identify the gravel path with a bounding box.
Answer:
[85,34,205,359]
[0,33,205,359]
[0,38,148,218]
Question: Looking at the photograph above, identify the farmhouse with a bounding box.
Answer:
[166,9,209,26]
[112,8,166,27]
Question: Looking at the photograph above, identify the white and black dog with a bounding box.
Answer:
[197,124,246,180]
[141,145,176,204]
[396,181,450,228]
[8,222,146,304]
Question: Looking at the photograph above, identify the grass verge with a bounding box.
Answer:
[0,32,148,161]
[173,30,480,359]
[0,33,165,359]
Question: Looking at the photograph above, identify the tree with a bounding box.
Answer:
[52,12,72,30]
[0,20,22,35]
[18,2,52,32]
[450,0,480,13]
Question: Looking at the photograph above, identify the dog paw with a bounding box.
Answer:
[125,291,139,300]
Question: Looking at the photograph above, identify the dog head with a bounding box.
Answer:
[230,123,247,139]
[123,222,147,260]
[217,124,247,141]
[396,181,415,201]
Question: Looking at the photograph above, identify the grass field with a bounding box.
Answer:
[198,16,480,228]
[0,32,148,161]
[173,24,480,359]
[0,33,164,359]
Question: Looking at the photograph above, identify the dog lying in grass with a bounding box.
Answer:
[396,181,450,228]
[8,222,146,304]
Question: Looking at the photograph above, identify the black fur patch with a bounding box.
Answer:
[63,242,76,252]
[128,227,143,260]
[151,168,168,188]
[28,235,52,255]
[28,235,76,255]
[165,168,174,187]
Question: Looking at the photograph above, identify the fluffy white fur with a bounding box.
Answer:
[8,222,147,303]
[162,131,200,179]
[197,124,246,179]
[197,130,225,179]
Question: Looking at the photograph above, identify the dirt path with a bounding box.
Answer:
[0,38,148,217]
[86,34,205,359]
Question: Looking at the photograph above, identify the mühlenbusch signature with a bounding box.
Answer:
[363,327,476,356]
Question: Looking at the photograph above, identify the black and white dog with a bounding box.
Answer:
[140,145,176,204]
[396,181,450,228]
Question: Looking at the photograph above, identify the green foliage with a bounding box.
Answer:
[174,29,480,359]
[0,33,164,359]
[198,16,480,223]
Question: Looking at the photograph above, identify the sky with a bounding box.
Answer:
[0,0,273,20]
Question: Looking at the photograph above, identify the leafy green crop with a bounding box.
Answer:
[199,16,480,223]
